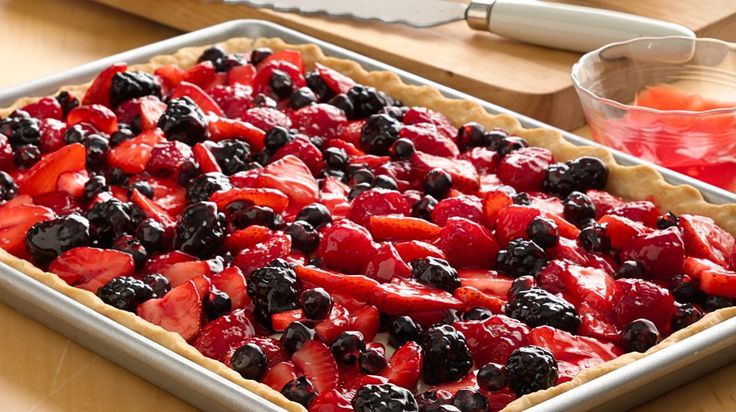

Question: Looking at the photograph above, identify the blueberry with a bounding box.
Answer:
[462,307,493,321]
[136,218,167,253]
[290,87,317,109]
[615,260,646,279]
[563,191,596,228]
[424,168,452,199]
[204,290,232,320]
[456,122,486,151]
[349,168,375,186]
[55,91,79,117]
[331,331,366,365]
[507,275,537,299]
[372,174,398,191]
[495,136,528,157]
[305,70,333,102]
[359,348,388,374]
[142,273,171,298]
[0,171,18,201]
[14,144,40,168]
[323,147,348,171]
[672,303,703,331]
[281,376,316,407]
[328,93,354,118]
[391,138,415,160]
[295,203,332,229]
[111,235,147,270]
[83,175,109,202]
[477,363,507,391]
[110,124,136,147]
[671,274,705,303]
[657,211,679,230]
[228,203,283,230]
[348,182,372,200]
[412,195,438,221]
[578,223,611,254]
[622,319,660,353]
[0,111,40,147]
[388,315,422,348]
[197,46,227,69]
[231,342,267,380]
[249,48,273,65]
[269,69,293,98]
[264,126,293,152]
[452,389,489,412]
[526,217,559,249]
[174,201,226,258]
[302,287,333,321]
[346,85,392,120]
[281,321,316,354]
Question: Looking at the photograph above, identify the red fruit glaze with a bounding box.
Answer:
[192,309,256,362]
[497,147,553,192]
[318,219,379,274]
[435,217,498,269]
[453,315,530,366]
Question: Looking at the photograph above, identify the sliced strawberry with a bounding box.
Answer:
[399,123,459,158]
[680,214,735,266]
[578,301,620,343]
[145,251,195,273]
[49,247,134,291]
[368,215,440,242]
[171,81,224,117]
[459,147,499,176]
[453,315,529,366]
[130,189,174,227]
[347,188,409,228]
[411,151,480,194]
[211,266,251,310]
[435,217,498,269]
[145,176,186,216]
[370,278,463,314]
[33,191,81,216]
[457,269,512,297]
[233,233,291,276]
[453,286,505,313]
[394,240,446,262]
[146,140,194,177]
[314,304,351,343]
[319,176,351,219]
[21,97,63,120]
[381,341,423,390]
[495,204,539,246]
[154,64,185,92]
[497,147,553,192]
[83,62,126,106]
[560,263,615,311]
[315,63,356,94]
[159,259,212,287]
[256,155,318,210]
[56,169,89,198]
[350,304,380,341]
[431,195,484,227]
[259,50,305,74]
[0,202,55,256]
[430,371,479,395]
[609,201,659,227]
[19,143,86,196]
[272,135,324,176]
[599,214,651,250]
[619,227,684,278]
[182,61,218,90]
[192,309,256,362]
[587,189,626,218]
[340,120,365,146]
[295,265,379,303]
[223,225,273,253]
[291,103,347,140]
[189,142,221,173]
[109,129,165,174]
[403,107,455,141]
[684,257,736,299]
[364,242,411,282]
[482,190,513,227]
[262,361,298,392]
[528,326,622,380]
[270,309,302,332]
[67,104,118,135]
[318,219,379,274]
[208,116,266,151]
[138,278,204,341]
[308,389,353,412]
[612,278,676,333]
[292,340,339,394]
[227,64,256,86]
[210,187,289,212]
[241,106,292,132]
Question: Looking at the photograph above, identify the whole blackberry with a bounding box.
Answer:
[672,303,704,331]
[463,307,493,321]
[157,97,209,145]
[657,211,679,230]
[622,319,660,353]
[247,260,301,327]
[14,144,40,168]
[0,111,40,147]
[208,139,251,175]
[25,214,91,264]
[331,331,366,365]
[671,274,705,303]
[302,287,333,321]
[615,260,646,279]
[86,199,132,244]
[281,376,316,407]
[578,223,611,254]
[55,91,79,117]
[305,70,333,102]
[420,325,473,384]
[186,172,232,204]
[280,321,315,354]
[477,363,507,391]
[505,346,558,396]
[372,175,398,191]
[410,257,460,293]
[352,383,418,412]
[290,87,317,110]
[264,126,293,152]
[359,348,388,374]
[452,389,489,412]
[142,273,171,298]
[270,69,294,98]
[83,175,109,202]
[111,235,147,270]
[175,201,226,258]
[0,171,18,201]
[231,342,267,381]
[286,220,319,253]
[328,93,354,118]
[412,194,438,221]
[96,276,153,311]
[506,287,580,333]
[563,191,596,227]
[346,85,392,119]
[136,218,167,253]
[109,71,161,107]
[526,217,559,249]
[295,203,332,229]
[456,122,486,151]
[359,113,401,155]
[496,238,547,278]
[424,168,453,199]
[388,315,422,348]
[203,290,232,320]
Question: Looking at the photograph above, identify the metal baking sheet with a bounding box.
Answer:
[1,19,735,412]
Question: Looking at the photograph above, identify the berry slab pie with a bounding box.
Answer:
[1,37,736,412]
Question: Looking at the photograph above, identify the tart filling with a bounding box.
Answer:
[1,37,736,412]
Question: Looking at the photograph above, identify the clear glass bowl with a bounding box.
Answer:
[572,37,736,191]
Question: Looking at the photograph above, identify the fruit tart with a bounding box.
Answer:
[1,37,736,412]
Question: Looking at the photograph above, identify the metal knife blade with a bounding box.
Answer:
[221,0,468,28]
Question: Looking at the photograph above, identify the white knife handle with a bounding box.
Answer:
[466,0,695,53]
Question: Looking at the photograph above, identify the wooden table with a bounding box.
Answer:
[1,0,735,410]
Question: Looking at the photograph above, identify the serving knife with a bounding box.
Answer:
[219,0,695,53]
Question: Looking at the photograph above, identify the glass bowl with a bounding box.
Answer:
[572,37,736,191]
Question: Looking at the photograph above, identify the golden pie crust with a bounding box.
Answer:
[2,37,736,412]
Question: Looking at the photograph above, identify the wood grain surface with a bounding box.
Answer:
[1,0,735,411]
[93,0,736,131]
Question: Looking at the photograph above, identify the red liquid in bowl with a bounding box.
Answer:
[590,85,736,191]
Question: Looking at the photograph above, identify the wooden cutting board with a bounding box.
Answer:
[93,0,736,131]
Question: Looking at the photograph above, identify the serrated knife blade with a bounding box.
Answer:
[218,0,695,53]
